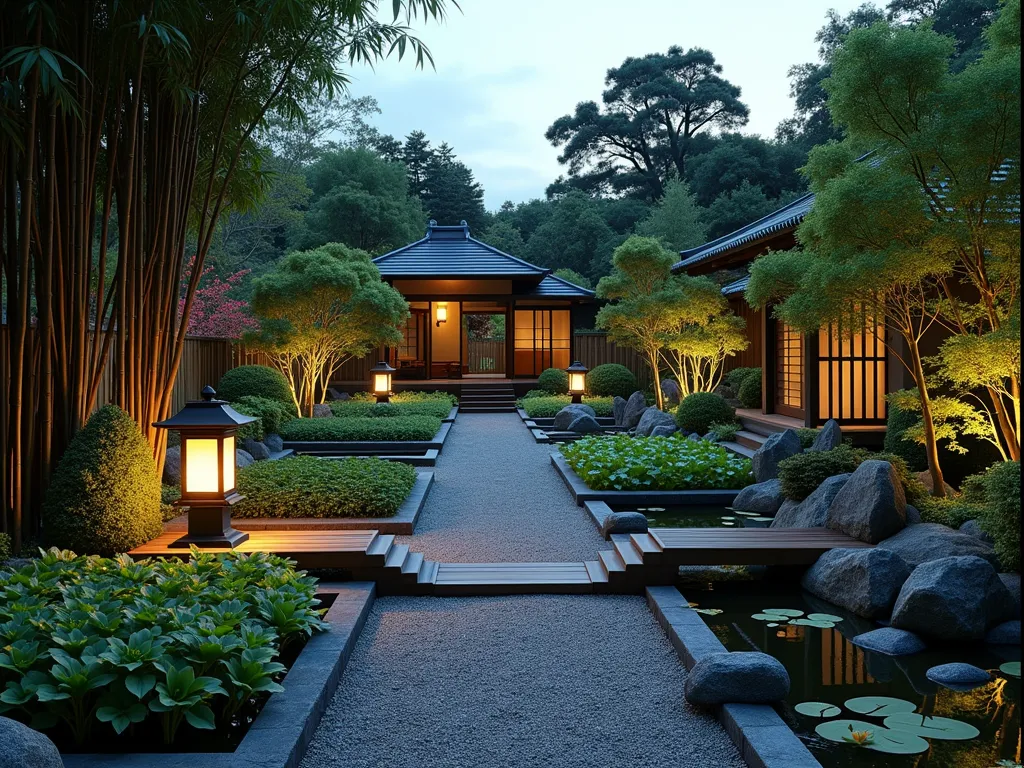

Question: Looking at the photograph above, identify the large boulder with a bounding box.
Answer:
[959,519,994,545]
[264,433,284,453]
[851,627,926,657]
[0,716,63,768]
[601,511,648,538]
[986,620,1021,645]
[312,403,332,418]
[733,479,785,515]
[999,573,1020,615]
[163,445,182,486]
[809,419,842,452]
[651,425,678,438]
[660,379,682,406]
[621,391,648,429]
[801,548,912,619]
[751,429,801,482]
[553,404,596,431]
[826,460,906,544]
[771,474,850,529]
[612,396,627,426]
[235,449,255,470]
[242,438,271,461]
[891,555,1016,642]
[636,407,677,437]
[876,523,999,568]
[684,652,790,706]
[567,414,601,434]
[905,504,921,525]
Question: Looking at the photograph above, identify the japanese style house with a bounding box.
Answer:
[370,220,596,381]
[673,193,904,439]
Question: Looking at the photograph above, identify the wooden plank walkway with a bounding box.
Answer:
[129,526,872,594]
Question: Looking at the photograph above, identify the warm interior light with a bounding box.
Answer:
[569,372,586,393]
[222,435,235,493]
[373,373,391,393]
[185,438,220,494]
[436,302,448,326]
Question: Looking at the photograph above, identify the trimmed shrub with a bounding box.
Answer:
[724,367,761,390]
[917,497,987,529]
[523,388,549,400]
[235,456,417,518]
[561,434,752,491]
[737,370,762,408]
[537,367,569,394]
[796,428,820,450]
[708,422,739,442]
[778,445,925,503]
[235,394,296,434]
[0,532,10,561]
[216,365,295,409]
[228,401,266,442]
[279,415,441,442]
[675,392,736,435]
[330,392,453,420]
[586,363,638,398]
[518,395,615,418]
[42,405,163,556]
[978,461,1020,572]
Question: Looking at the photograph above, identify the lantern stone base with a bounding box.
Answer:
[169,505,250,548]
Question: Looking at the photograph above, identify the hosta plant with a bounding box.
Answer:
[561,434,753,491]
[0,548,326,748]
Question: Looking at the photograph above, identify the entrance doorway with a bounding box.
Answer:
[774,320,805,419]
[463,312,506,375]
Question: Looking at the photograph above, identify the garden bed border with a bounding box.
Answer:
[645,586,822,768]
[62,582,377,768]
[550,452,741,506]
[283,420,452,457]
[168,471,433,535]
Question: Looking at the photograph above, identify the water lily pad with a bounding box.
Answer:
[693,608,723,616]
[647,507,665,512]
[752,613,785,621]
[721,516,735,520]
[762,608,804,617]
[807,613,843,623]
[795,701,841,718]
[845,696,917,717]
[790,619,837,629]
[815,720,929,755]
[735,511,759,517]
[722,521,735,526]
[767,622,780,627]
[882,713,980,741]
[999,661,1021,678]
[751,516,774,522]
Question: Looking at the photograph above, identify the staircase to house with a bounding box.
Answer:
[727,409,806,457]
[458,382,517,413]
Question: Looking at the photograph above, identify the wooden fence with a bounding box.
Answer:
[572,333,651,389]
[467,339,505,374]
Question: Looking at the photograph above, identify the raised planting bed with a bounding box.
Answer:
[167,469,434,535]
[516,395,615,420]
[548,436,749,507]
[282,420,452,458]
[62,581,375,768]
[327,391,458,422]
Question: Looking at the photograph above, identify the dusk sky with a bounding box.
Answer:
[348,0,866,210]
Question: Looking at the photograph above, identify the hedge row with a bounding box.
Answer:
[278,415,442,442]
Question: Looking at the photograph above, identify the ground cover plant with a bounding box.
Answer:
[278,415,442,442]
[329,391,455,420]
[235,456,416,518]
[561,434,752,491]
[0,548,326,750]
[518,396,615,418]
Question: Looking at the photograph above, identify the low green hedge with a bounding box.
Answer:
[234,456,417,518]
[518,395,615,418]
[278,415,442,442]
[329,392,454,420]
[777,446,926,503]
[228,401,266,442]
[0,549,325,747]
[585,363,638,398]
[537,367,569,394]
[675,392,736,435]
[233,395,297,435]
[561,434,753,491]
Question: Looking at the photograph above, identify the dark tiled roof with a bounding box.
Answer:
[674,192,815,272]
[721,275,750,296]
[521,274,595,298]
[374,220,549,278]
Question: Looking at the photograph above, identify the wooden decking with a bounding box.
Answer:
[130,526,871,595]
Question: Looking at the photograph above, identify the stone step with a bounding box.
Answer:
[735,429,767,450]
[598,549,627,579]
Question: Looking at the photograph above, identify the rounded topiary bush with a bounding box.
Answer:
[537,367,569,394]
[675,392,736,435]
[43,405,163,556]
[586,363,638,398]
[737,369,762,408]
[217,365,295,410]
[724,367,760,391]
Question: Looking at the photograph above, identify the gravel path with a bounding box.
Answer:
[397,412,609,562]
[301,595,744,768]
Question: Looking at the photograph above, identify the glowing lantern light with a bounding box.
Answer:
[566,360,589,404]
[153,385,255,548]
[370,360,396,403]
[435,302,448,327]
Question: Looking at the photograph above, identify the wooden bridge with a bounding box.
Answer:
[131,527,871,595]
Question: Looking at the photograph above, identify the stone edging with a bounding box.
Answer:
[645,586,822,768]
[444,405,459,422]
[550,452,741,507]
[63,582,376,768]
[283,420,452,457]
[167,471,434,535]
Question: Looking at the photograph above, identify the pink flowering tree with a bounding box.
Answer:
[179,258,258,338]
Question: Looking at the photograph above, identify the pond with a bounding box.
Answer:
[609,504,774,529]
[681,581,1021,768]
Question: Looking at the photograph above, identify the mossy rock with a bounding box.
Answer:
[43,405,163,556]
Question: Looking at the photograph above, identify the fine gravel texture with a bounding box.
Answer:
[398,412,609,561]
[301,595,744,768]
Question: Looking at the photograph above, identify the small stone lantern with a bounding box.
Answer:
[566,360,589,404]
[370,360,396,403]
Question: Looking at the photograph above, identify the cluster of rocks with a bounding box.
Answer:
[163,433,284,486]
[730,419,1021,654]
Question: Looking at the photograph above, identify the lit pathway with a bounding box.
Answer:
[301,594,744,768]
[397,412,610,562]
